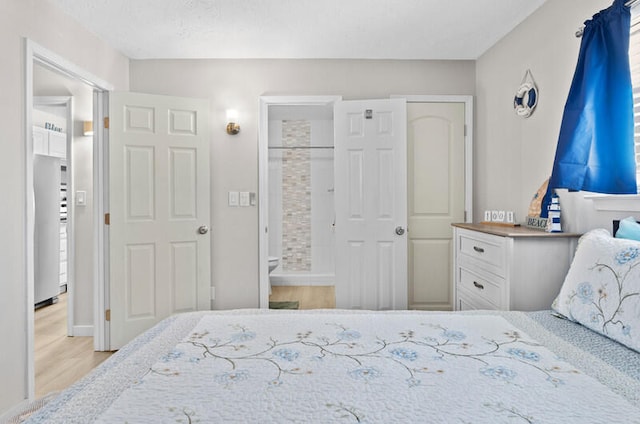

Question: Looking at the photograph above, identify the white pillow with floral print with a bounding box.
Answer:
[552,228,640,353]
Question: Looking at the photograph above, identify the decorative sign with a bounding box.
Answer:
[525,178,551,231]
[526,215,548,230]
[482,210,517,226]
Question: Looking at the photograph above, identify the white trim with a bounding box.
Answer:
[391,94,474,223]
[24,38,115,401]
[24,38,36,402]
[31,44,113,92]
[93,91,109,351]
[258,95,342,309]
[0,399,32,423]
[270,273,336,286]
[584,194,640,212]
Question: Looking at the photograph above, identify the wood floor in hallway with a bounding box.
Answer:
[35,293,113,398]
[269,285,336,309]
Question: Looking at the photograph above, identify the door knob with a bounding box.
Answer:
[395,226,405,236]
[198,225,209,235]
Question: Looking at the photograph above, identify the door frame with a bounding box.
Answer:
[24,39,113,399]
[257,95,342,309]
[391,95,474,223]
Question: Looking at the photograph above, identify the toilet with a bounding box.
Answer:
[268,256,279,273]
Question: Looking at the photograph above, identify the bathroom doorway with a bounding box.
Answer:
[258,96,342,308]
[258,96,409,311]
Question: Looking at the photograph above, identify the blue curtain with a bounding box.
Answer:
[545,0,636,213]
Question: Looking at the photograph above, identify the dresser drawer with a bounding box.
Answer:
[458,230,505,274]
[458,266,502,307]
[457,288,498,311]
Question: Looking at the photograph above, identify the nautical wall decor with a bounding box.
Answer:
[546,193,562,233]
[525,178,550,230]
[514,69,539,118]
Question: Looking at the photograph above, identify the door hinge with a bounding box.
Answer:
[105,309,111,321]
[104,117,110,129]
[464,124,467,137]
[104,213,110,225]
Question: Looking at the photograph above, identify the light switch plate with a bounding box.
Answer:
[228,191,239,207]
[76,190,86,206]
[239,191,250,207]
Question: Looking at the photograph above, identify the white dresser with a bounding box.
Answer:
[452,223,580,311]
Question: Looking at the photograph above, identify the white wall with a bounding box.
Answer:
[0,0,128,416]
[71,116,95,330]
[130,59,476,308]
[475,0,639,233]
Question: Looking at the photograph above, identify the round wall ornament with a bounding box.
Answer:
[514,69,538,118]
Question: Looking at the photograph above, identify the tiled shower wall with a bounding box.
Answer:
[281,120,312,271]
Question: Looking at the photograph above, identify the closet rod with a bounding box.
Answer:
[268,146,334,150]
[576,0,639,37]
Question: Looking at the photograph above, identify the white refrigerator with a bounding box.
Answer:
[34,154,61,305]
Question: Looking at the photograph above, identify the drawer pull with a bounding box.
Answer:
[473,246,485,253]
[473,281,485,290]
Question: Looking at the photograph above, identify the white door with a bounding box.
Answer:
[109,92,210,349]
[407,102,466,310]
[334,99,407,310]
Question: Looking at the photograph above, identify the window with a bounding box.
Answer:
[630,5,640,187]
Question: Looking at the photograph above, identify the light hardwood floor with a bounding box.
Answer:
[269,285,335,309]
[35,293,113,398]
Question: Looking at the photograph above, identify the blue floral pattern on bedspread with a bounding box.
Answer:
[92,313,640,423]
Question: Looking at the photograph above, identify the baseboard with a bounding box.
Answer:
[271,281,335,287]
[269,273,335,287]
[0,398,31,423]
[72,325,93,337]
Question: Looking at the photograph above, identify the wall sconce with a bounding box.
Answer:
[226,109,240,135]
[83,121,94,136]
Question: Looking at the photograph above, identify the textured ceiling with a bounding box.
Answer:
[48,0,548,60]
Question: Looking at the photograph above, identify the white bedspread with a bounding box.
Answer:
[78,311,639,423]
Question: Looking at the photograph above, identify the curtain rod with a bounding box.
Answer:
[576,0,639,37]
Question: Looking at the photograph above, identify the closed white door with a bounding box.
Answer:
[334,99,407,310]
[407,102,466,310]
[109,92,210,349]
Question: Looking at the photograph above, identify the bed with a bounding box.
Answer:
[22,226,640,423]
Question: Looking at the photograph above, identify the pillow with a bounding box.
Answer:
[615,216,640,241]
[552,228,640,353]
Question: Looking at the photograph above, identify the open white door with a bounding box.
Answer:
[334,98,407,310]
[109,92,210,349]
